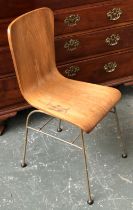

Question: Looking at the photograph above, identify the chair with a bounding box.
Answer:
[7,7,127,205]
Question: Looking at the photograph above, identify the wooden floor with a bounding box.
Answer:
[0,85,132,210]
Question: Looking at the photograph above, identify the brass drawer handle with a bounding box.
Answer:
[64,39,80,51]
[104,62,117,73]
[64,65,80,77]
[105,34,120,46]
[107,8,123,21]
[64,14,80,27]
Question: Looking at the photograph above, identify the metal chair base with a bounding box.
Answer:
[21,106,127,205]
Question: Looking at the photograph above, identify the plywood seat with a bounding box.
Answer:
[25,72,121,133]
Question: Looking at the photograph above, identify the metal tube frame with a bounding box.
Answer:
[57,119,62,132]
[111,107,127,158]
[21,110,82,167]
[81,130,94,205]
[21,106,127,205]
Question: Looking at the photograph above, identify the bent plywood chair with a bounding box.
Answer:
[7,7,127,205]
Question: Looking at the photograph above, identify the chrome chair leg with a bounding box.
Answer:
[114,107,127,158]
[21,125,28,167]
[21,110,36,167]
[57,119,62,132]
[80,130,94,205]
[21,110,44,167]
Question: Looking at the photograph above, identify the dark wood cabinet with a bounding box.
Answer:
[0,0,133,134]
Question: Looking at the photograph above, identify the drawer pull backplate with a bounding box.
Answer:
[105,34,120,46]
[107,8,123,21]
[104,62,117,73]
[64,39,80,51]
[65,65,80,77]
[64,14,80,27]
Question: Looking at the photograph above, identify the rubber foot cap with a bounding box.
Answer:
[122,154,128,158]
[21,162,27,168]
[87,199,94,205]
[57,128,62,132]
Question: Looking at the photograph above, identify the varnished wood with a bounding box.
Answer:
[55,23,133,64]
[124,80,133,86]
[0,18,14,46]
[0,113,16,135]
[0,118,8,135]
[0,103,30,117]
[7,8,121,133]
[0,104,31,135]
[0,124,5,135]
[0,112,16,120]
[0,0,133,134]
[55,0,133,35]
[0,47,14,77]
[0,0,105,18]
[0,76,25,109]
[58,49,133,83]
[102,76,133,87]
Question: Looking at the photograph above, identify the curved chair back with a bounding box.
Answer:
[8,8,56,97]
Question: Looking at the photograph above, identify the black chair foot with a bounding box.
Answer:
[21,162,27,168]
[57,128,62,132]
[122,154,128,158]
[87,199,94,205]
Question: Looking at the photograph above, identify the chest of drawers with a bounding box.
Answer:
[0,0,133,134]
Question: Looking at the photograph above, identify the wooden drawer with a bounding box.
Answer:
[55,24,133,63]
[55,0,133,35]
[0,18,14,46]
[0,76,24,109]
[58,50,133,83]
[0,0,105,18]
[0,47,14,77]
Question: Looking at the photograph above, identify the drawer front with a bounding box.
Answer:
[0,0,105,18]
[0,76,24,108]
[55,24,133,63]
[55,0,133,35]
[58,50,133,83]
[0,47,14,77]
[0,18,14,46]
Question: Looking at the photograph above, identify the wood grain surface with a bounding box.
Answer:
[7,8,121,132]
